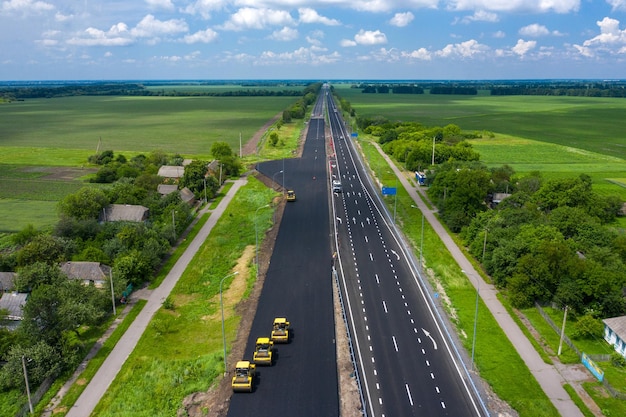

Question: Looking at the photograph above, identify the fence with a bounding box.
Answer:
[535,303,626,400]
[15,377,53,417]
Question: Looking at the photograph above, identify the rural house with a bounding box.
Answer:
[0,292,28,321]
[157,165,185,179]
[157,185,196,205]
[157,184,178,195]
[0,271,16,293]
[603,316,626,359]
[60,261,111,288]
[101,204,149,223]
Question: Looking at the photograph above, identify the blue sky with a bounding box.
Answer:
[2,0,626,80]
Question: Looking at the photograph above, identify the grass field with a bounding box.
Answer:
[334,84,626,204]
[334,84,626,160]
[0,93,297,231]
[0,95,295,156]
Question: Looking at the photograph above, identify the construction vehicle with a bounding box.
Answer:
[271,317,290,343]
[231,360,256,392]
[286,190,296,201]
[253,337,274,366]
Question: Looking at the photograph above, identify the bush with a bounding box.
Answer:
[571,314,603,340]
[610,352,626,368]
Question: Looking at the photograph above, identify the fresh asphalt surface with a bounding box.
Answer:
[227,116,339,416]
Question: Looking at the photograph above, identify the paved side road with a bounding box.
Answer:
[371,142,584,417]
[65,177,248,417]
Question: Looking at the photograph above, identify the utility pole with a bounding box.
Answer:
[558,306,569,356]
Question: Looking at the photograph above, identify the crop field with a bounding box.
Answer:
[144,84,306,94]
[0,95,296,157]
[334,84,626,201]
[0,92,298,231]
[334,84,626,160]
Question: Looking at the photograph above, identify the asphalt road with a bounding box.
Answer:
[326,92,487,417]
[227,112,339,415]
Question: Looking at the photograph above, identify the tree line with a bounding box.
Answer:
[0,83,307,101]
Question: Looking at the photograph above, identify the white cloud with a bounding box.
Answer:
[298,8,340,26]
[389,12,414,27]
[1,0,54,14]
[446,0,580,14]
[460,10,498,23]
[67,23,133,46]
[306,30,324,46]
[130,15,188,38]
[146,0,174,11]
[182,0,226,19]
[340,39,357,47]
[402,48,432,60]
[436,39,489,58]
[354,29,387,45]
[183,28,218,44]
[607,0,626,11]
[255,46,341,66]
[511,39,536,56]
[519,24,549,37]
[66,15,187,47]
[493,30,506,38]
[270,26,298,41]
[573,17,626,58]
[221,7,295,31]
[55,12,72,22]
[582,17,626,47]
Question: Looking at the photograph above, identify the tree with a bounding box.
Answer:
[58,187,109,220]
[14,262,65,292]
[0,341,63,391]
[269,131,279,146]
[211,141,234,159]
[16,235,74,267]
[180,160,209,195]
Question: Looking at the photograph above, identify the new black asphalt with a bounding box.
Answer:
[227,117,339,416]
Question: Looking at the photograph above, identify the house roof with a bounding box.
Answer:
[157,184,179,195]
[0,292,28,320]
[102,204,149,222]
[180,187,196,203]
[158,165,185,178]
[60,262,111,282]
[603,316,626,341]
[0,272,16,292]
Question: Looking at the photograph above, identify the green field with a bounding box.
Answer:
[334,84,626,160]
[0,93,298,231]
[334,84,626,202]
[0,95,295,156]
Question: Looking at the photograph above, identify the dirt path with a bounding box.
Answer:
[240,112,283,156]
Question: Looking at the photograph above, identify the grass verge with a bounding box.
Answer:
[91,177,277,417]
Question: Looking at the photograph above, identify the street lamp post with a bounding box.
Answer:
[220,271,239,377]
[203,176,207,204]
[462,269,479,371]
[272,170,283,191]
[255,204,271,278]
[22,356,33,414]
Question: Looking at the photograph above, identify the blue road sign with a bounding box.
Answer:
[382,186,397,196]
